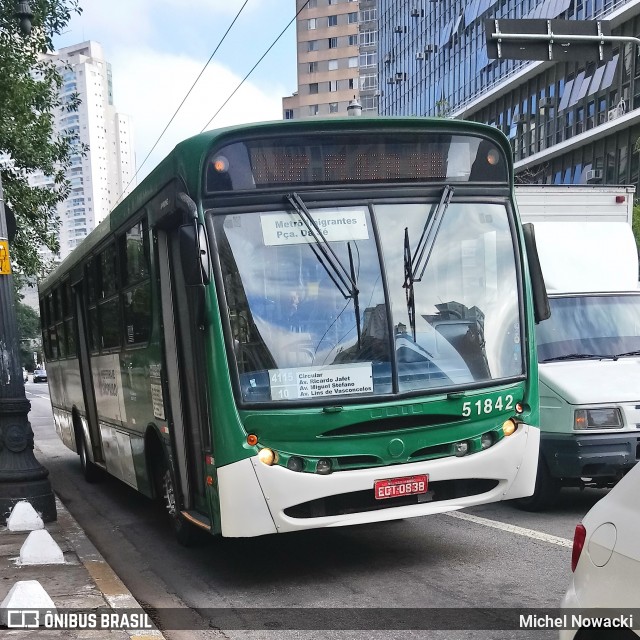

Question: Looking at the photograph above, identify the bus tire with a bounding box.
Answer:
[77,429,102,483]
[157,456,200,547]
[513,458,560,512]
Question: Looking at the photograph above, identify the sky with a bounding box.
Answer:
[53,0,299,181]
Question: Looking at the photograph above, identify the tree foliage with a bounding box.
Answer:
[0,0,82,277]
[16,298,39,339]
[633,203,640,248]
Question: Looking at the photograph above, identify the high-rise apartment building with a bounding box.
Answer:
[379,0,640,189]
[31,41,135,260]
[282,0,378,118]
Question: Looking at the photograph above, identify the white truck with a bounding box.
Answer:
[515,184,640,510]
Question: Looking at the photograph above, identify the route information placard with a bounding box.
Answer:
[269,363,373,400]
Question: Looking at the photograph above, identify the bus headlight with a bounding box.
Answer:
[574,408,622,430]
[502,419,517,436]
[316,459,332,475]
[258,448,276,465]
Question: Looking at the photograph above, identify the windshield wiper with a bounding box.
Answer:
[285,192,361,347]
[403,185,454,340]
[541,353,615,363]
[611,350,640,359]
[403,228,416,341]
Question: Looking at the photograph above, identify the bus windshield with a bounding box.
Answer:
[212,200,523,404]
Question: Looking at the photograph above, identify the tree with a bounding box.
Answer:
[16,299,41,368]
[633,202,640,248]
[0,0,82,277]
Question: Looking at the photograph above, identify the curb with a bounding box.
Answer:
[54,496,166,640]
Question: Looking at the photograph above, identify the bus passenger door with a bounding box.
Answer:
[156,228,210,521]
[73,283,104,463]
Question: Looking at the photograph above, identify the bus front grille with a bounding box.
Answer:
[283,478,499,519]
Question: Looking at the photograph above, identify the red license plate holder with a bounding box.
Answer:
[374,474,428,500]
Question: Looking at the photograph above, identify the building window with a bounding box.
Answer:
[348,34,358,46]
[359,52,376,67]
[284,109,294,120]
[308,40,317,52]
[329,37,338,49]
[360,30,377,46]
[360,74,377,90]
[348,56,358,68]
[308,0,317,6]
[329,102,339,113]
[361,94,377,110]
[309,105,318,116]
[309,83,319,94]
[329,80,338,92]
[348,12,358,23]
[328,59,338,71]
[348,78,354,90]
[308,18,316,30]
[328,15,337,27]
[308,61,318,73]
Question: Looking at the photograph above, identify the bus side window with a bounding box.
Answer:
[63,281,76,357]
[121,219,151,345]
[85,258,99,353]
[97,243,121,351]
[39,296,50,361]
[48,292,59,360]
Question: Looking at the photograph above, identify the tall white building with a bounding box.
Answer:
[33,41,135,261]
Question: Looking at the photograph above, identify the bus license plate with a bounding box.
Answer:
[374,475,428,500]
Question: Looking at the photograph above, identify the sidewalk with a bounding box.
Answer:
[0,497,165,639]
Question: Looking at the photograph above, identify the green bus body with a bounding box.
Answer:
[40,117,541,541]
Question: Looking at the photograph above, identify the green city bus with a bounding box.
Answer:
[39,117,549,544]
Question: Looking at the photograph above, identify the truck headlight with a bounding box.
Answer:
[574,408,623,429]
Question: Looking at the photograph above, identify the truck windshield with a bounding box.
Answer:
[212,201,524,404]
[537,295,640,362]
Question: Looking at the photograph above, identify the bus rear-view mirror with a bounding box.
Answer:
[179,221,210,286]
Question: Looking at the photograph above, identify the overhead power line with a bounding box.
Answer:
[199,1,310,133]
[114,0,250,205]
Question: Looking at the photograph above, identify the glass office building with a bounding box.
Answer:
[378,0,640,187]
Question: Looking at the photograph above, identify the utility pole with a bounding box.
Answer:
[0,1,56,524]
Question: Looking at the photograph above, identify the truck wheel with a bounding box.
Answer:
[157,457,200,547]
[513,459,561,512]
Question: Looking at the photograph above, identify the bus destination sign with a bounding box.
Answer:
[260,210,369,246]
[269,363,374,401]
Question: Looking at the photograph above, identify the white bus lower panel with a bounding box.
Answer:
[218,423,539,537]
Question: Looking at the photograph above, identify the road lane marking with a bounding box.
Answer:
[26,391,51,400]
[445,510,573,548]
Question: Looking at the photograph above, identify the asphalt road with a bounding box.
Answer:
[25,382,608,640]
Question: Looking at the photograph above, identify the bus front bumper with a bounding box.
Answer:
[217,423,540,537]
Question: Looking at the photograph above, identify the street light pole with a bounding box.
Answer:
[0,1,56,524]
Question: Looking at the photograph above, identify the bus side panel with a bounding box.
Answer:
[99,423,139,489]
[48,357,83,452]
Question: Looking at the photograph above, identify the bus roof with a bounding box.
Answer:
[40,117,511,293]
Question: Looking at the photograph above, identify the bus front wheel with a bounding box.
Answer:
[157,458,200,547]
[513,458,560,512]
